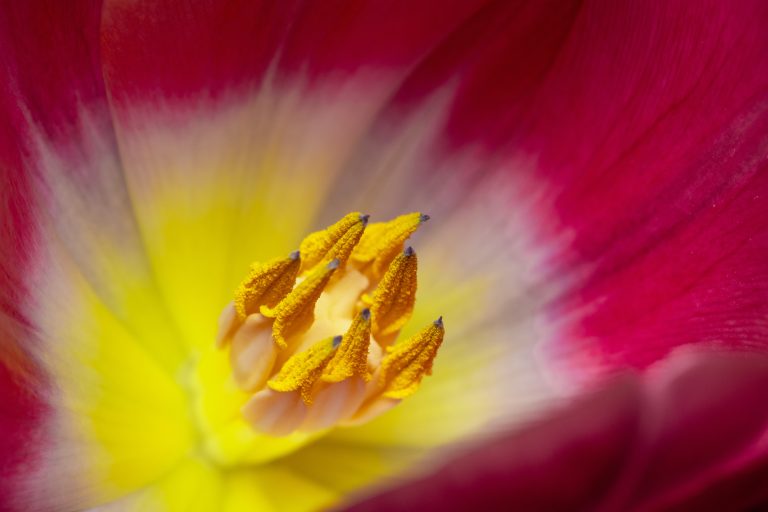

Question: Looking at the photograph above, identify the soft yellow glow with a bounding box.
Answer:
[34,101,541,511]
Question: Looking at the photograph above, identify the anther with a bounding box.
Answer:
[322,308,372,383]
[369,247,418,344]
[299,212,368,274]
[377,318,445,399]
[261,260,339,348]
[233,252,302,320]
[267,336,339,404]
[351,212,426,279]
[221,211,445,436]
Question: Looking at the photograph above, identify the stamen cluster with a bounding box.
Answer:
[216,212,444,436]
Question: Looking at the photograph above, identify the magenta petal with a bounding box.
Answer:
[343,351,768,511]
[0,3,100,506]
[101,0,489,102]
[386,0,768,373]
[0,1,107,145]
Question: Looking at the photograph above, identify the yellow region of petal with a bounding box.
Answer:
[299,212,368,274]
[351,212,426,279]
[370,247,417,342]
[322,309,372,383]
[233,252,301,320]
[268,336,340,404]
[128,457,338,512]
[42,258,196,498]
[262,260,339,349]
[378,317,445,399]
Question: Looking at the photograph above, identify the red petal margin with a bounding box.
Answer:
[390,1,768,374]
[0,2,107,509]
[101,0,489,104]
[343,351,768,511]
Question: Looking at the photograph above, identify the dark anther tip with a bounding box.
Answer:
[404,246,415,257]
[361,308,371,320]
[434,316,444,328]
[289,250,300,261]
[332,335,343,348]
[327,258,341,270]
[419,213,431,223]
[360,214,370,226]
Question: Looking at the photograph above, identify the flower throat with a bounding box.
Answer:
[216,212,444,436]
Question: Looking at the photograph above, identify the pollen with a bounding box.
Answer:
[351,212,427,279]
[369,247,417,344]
[218,211,443,436]
[233,251,301,320]
[261,259,339,349]
[377,317,445,399]
[299,212,368,274]
[267,335,340,404]
[322,309,372,383]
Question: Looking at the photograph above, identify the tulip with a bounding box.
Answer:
[1,2,766,511]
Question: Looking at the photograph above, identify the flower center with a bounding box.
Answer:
[215,212,444,437]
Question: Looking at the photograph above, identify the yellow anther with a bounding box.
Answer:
[322,309,372,383]
[351,212,427,279]
[261,259,339,349]
[299,212,369,274]
[268,335,341,404]
[378,317,444,399]
[370,247,417,342]
[233,251,301,320]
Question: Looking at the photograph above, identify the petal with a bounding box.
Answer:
[530,2,768,378]
[1,2,195,508]
[343,350,768,511]
[378,0,768,377]
[0,2,105,508]
[100,1,489,101]
[95,457,338,512]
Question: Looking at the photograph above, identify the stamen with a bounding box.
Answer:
[370,247,417,344]
[261,259,339,349]
[230,314,277,391]
[233,251,301,320]
[322,309,372,383]
[299,212,368,274]
[351,212,427,279]
[267,335,341,404]
[377,317,445,399]
[218,211,445,437]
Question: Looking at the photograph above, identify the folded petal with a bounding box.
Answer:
[344,350,768,511]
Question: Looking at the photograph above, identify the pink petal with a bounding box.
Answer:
[0,3,108,506]
[383,1,768,375]
[343,350,768,511]
[101,0,488,103]
[0,1,108,146]
[0,363,45,511]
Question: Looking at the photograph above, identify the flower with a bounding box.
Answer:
[1,2,767,512]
